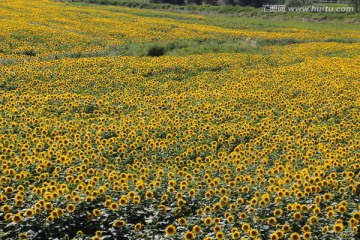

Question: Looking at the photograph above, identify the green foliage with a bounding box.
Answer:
[16,49,37,57]
[122,38,264,57]
[147,45,166,57]
[285,0,311,8]
[72,0,360,23]
[349,0,360,12]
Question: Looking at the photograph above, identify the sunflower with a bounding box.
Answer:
[15,200,24,207]
[213,203,222,212]
[18,233,28,240]
[293,212,302,221]
[282,224,291,232]
[66,204,76,213]
[275,230,284,239]
[303,232,311,239]
[273,209,283,217]
[241,223,250,232]
[133,197,141,206]
[337,205,346,214]
[145,190,154,199]
[237,198,245,205]
[349,217,359,227]
[157,204,167,214]
[109,202,119,211]
[177,198,186,207]
[4,213,12,222]
[161,194,168,202]
[323,193,332,201]
[92,209,102,217]
[309,215,319,225]
[216,231,225,240]
[165,225,176,236]
[267,217,277,225]
[113,220,126,228]
[174,207,182,216]
[134,223,142,231]
[231,231,241,239]
[188,189,196,197]
[192,225,201,234]
[177,217,187,226]
[73,196,81,203]
[333,223,344,233]
[248,229,259,238]
[326,210,335,219]
[50,210,58,218]
[290,232,301,240]
[12,214,22,223]
[95,231,102,237]
[213,225,222,232]
[227,215,235,223]
[248,207,255,214]
[1,204,11,213]
[183,231,194,240]
[47,216,54,222]
[204,217,213,226]
[312,207,321,215]
[239,212,247,219]
[204,205,211,213]
[5,187,14,194]
[119,196,129,206]
[229,203,237,211]
[44,202,53,211]
[302,224,311,232]
[56,208,64,217]
[270,233,279,240]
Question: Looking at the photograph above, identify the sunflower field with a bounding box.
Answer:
[0,0,360,240]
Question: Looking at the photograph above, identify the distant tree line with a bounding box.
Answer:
[149,0,284,7]
[149,0,357,9]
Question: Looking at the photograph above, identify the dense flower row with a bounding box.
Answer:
[1,50,359,239]
[1,0,360,61]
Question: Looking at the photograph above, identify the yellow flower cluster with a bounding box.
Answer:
[1,0,359,61]
[0,0,360,239]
